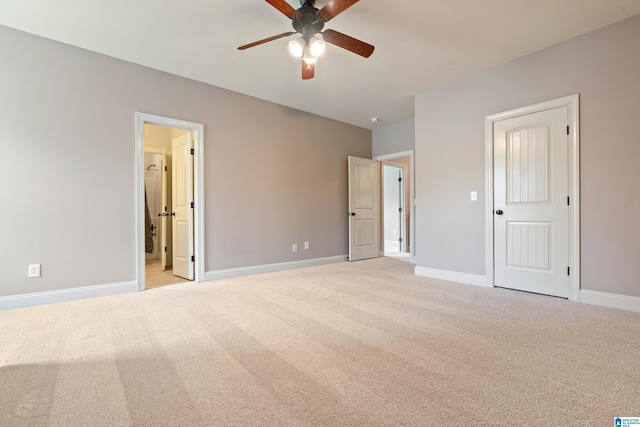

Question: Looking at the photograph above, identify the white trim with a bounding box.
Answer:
[205,256,347,281]
[374,150,416,264]
[135,113,205,291]
[580,290,640,313]
[484,94,580,301]
[0,281,138,311]
[414,266,488,287]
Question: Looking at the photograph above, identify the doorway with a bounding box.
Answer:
[135,113,205,291]
[374,150,415,263]
[485,95,580,301]
[382,161,409,257]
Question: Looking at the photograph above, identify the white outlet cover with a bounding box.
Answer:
[28,264,41,278]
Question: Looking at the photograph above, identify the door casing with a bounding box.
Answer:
[135,112,205,291]
[484,95,580,301]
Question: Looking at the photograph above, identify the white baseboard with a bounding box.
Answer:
[0,281,138,311]
[414,266,489,287]
[205,255,348,281]
[414,268,640,313]
[580,289,640,313]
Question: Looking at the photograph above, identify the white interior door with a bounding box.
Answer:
[398,167,406,252]
[348,156,380,261]
[172,133,194,280]
[494,106,569,297]
[383,164,406,254]
[160,150,168,271]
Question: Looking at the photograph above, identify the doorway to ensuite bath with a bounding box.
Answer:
[136,113,205,291]
[143,142,188,289]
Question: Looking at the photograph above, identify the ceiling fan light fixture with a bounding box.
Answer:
[239,0,375,80]
[308,36,326,57]
[303,46,318,64]
[288,38,305,58]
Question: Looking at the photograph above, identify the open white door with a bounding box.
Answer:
[494,106,569,297]
[171,133,194,280]
[160,149,168,271]
[348,156,380,261]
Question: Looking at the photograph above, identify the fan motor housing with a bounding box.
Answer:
[293,3,324,38]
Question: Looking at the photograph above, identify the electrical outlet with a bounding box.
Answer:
[304,241,310,250]
[470,191,478,202]
[28,264,41,278]
[292,244,298,253]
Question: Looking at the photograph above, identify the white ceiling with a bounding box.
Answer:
[1,0,639,129]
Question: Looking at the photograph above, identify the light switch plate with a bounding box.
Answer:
[470,191,478,202]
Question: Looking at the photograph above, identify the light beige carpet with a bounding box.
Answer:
[1,257,639,426]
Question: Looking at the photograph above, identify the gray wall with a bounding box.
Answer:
[372,119,415,157]
[414,14,640,297]
[0,25,371,298]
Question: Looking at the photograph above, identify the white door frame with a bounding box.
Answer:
[135,112,205,291]
[484,95,580,301]
[374,150,415,264]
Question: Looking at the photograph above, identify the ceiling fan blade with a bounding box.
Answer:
[318,0,359,21]
[265,0,300,19]
[322,29,374,58]
[302,61,315,80]
[238,32,296,50]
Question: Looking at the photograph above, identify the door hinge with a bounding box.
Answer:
[398,177,403,182]
[567,197,570,206]
[191,201,195,209]
[190,148,195,155]
[567,266,570,276]
[567,126,570,135]
[164,246,167,252]
[399,238,403,243]
[164,166,167,171]
[399,207,403,213]
[191,255,195,262]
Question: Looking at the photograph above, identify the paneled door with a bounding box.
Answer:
[172,133,194,280]
[348,156,380,261]
[494,107,569,297]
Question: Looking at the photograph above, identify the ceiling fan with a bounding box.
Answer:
[238,0,375,80]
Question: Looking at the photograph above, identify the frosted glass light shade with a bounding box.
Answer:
[303,46,318,64]
[308,37,326,57]
[288,38,304,58]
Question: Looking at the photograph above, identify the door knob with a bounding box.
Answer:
[350,212,356,216]
[495,209,504,215]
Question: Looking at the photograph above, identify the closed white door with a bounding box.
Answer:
[494,107,569,297]
[348,156,380,261]
[172,133,194,280]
